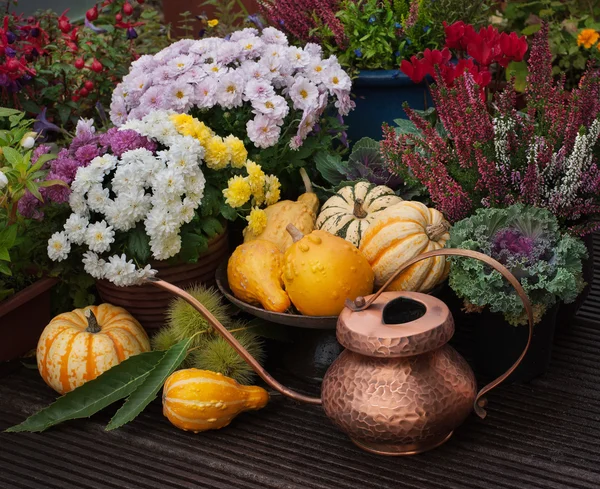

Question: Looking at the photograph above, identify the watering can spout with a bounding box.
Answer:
[144,276,322,406]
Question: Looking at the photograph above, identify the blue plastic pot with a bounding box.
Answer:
[344,69,433,142]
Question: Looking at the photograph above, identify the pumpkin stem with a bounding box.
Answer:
[286,224,304,243]
[299,167,313,194]
[84,309,101,333]
[353,198,368,218]
[426,220,451,242]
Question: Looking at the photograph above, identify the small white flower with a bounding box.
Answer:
[47,231,71,262]
[149,232,182,260]
[90,154,118,173]
[153,167,186,196]
[75,118,96,137]
[82,251,106,279]
[246,115,282,148]
[168,82,194,112]
[69,191,89,217]
[145,207,180,240]
[168,55,195,75]
[306,58,327,83]
[21,135,36,149]
[251,94,289,122]
[289,77,319,110]
[63,213,89,245]
[136,264,157,282]
[85,221,115,253]
[287,46,310,69]
[216,71,246,109]
[104,254,139,286]
[244,78,275,102]
[322,67,352,92]
[261,27,288,45]
[71,165,104,194]
[195,78,219,109]
[0,171,8,189]
[86,184,111,213]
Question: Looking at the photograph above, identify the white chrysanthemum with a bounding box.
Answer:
[202,62,228,78]
[237,36,264,58]
[195,78,219,109]
[306,58,328,83]
[63,213,89,245]
[251,94,289,122]
[47,231,70,262]
[145,207,180,240]
[75,118,96,138]
[244,79,275,102]
[153,167,186,196]
[287,46,310,69]
[178,197,197,224]
[86,184,111,213]
[239,60,270,81]
[104,190,151,232]
[261,27,288,45]
[289,77,319,110]
[184,167,206,204]
[82,251,106,279]
[104,254,139,286]
[71,164,104,194]
[246,115,282,148]
[111,163,147,196]
[69,191,89,217]
[150,233,182,261]
[136,264,157,282]
[85,221,115,253]
[168,55,195,75]
[90,154,118,174]
[322,67,352,92]
[216,71,246,109]
[168,82,194,112]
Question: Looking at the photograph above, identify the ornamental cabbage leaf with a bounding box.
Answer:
[448,204,587,326]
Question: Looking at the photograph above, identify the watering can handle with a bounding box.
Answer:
[345,248,534,419]
[145,277,322,406]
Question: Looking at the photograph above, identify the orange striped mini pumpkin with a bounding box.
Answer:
[36,304,150,394]
[359,201,451,292]
[162,369,269,433]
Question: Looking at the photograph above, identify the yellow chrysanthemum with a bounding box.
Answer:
[224,135,248,168]
[264,174,281,206]
[577,28,599,49]
[223,176,252,208]
[245,160,266,196]
[246,207,268,235]
[170,114,215,146]
[208,19,219,28]
[204,136,231,170]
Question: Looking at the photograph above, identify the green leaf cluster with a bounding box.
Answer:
[490,0,600,88]
[448,204,588,325]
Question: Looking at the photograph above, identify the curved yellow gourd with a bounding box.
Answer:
[282,227,374,316]
[162,369,269,433]
[359,201,451,292]
[37,304,150,394]
[227,240,291,312]
[243,168,319,252]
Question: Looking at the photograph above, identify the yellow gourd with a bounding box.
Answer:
[162,369,269,432]
[359,201,451,292]
[37,304,150,394]
[243,168,319,252]
[227,240,291,312]
[282,225,374,316]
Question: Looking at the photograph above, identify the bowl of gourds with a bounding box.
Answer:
[217,172,452,330]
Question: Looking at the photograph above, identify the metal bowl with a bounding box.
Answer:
[215,261,338,330]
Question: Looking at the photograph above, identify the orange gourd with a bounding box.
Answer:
[162,369,269,432]
[37,304,150,394]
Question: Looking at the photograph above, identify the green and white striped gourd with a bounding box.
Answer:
[315,182,403,248]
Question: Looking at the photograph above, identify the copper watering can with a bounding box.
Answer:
[146,248,533,456]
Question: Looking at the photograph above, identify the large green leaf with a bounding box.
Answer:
[314,152,348,186]
[0,108,22,118]
[5,350,165,433]
[1,146,23,167]
[106,338,192,430]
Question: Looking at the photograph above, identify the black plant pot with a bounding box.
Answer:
[473,303,560,383]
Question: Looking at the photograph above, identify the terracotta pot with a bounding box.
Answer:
[0,277,57,362]
[96,228,229,331]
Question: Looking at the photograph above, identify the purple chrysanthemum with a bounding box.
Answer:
[75,143,100,164]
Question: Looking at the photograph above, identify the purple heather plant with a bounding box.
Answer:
[382,22,600,235]
[18,119,156,220]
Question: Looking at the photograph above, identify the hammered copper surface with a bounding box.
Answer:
[321,347,476,454]
[337,291,454,357]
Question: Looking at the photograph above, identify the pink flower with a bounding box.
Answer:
[246,115,281,148]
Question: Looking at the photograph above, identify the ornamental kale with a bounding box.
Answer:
[448,204,587,326]
[382,23,600,235]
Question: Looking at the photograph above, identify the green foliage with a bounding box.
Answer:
[106,338,193,430]
[310,0,487,71]
[490,0,600,88]
[448,205,588,325]
[5,350,165,432]
[8,1,169,136]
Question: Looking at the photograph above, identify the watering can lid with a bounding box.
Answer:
[337,291,454,357]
